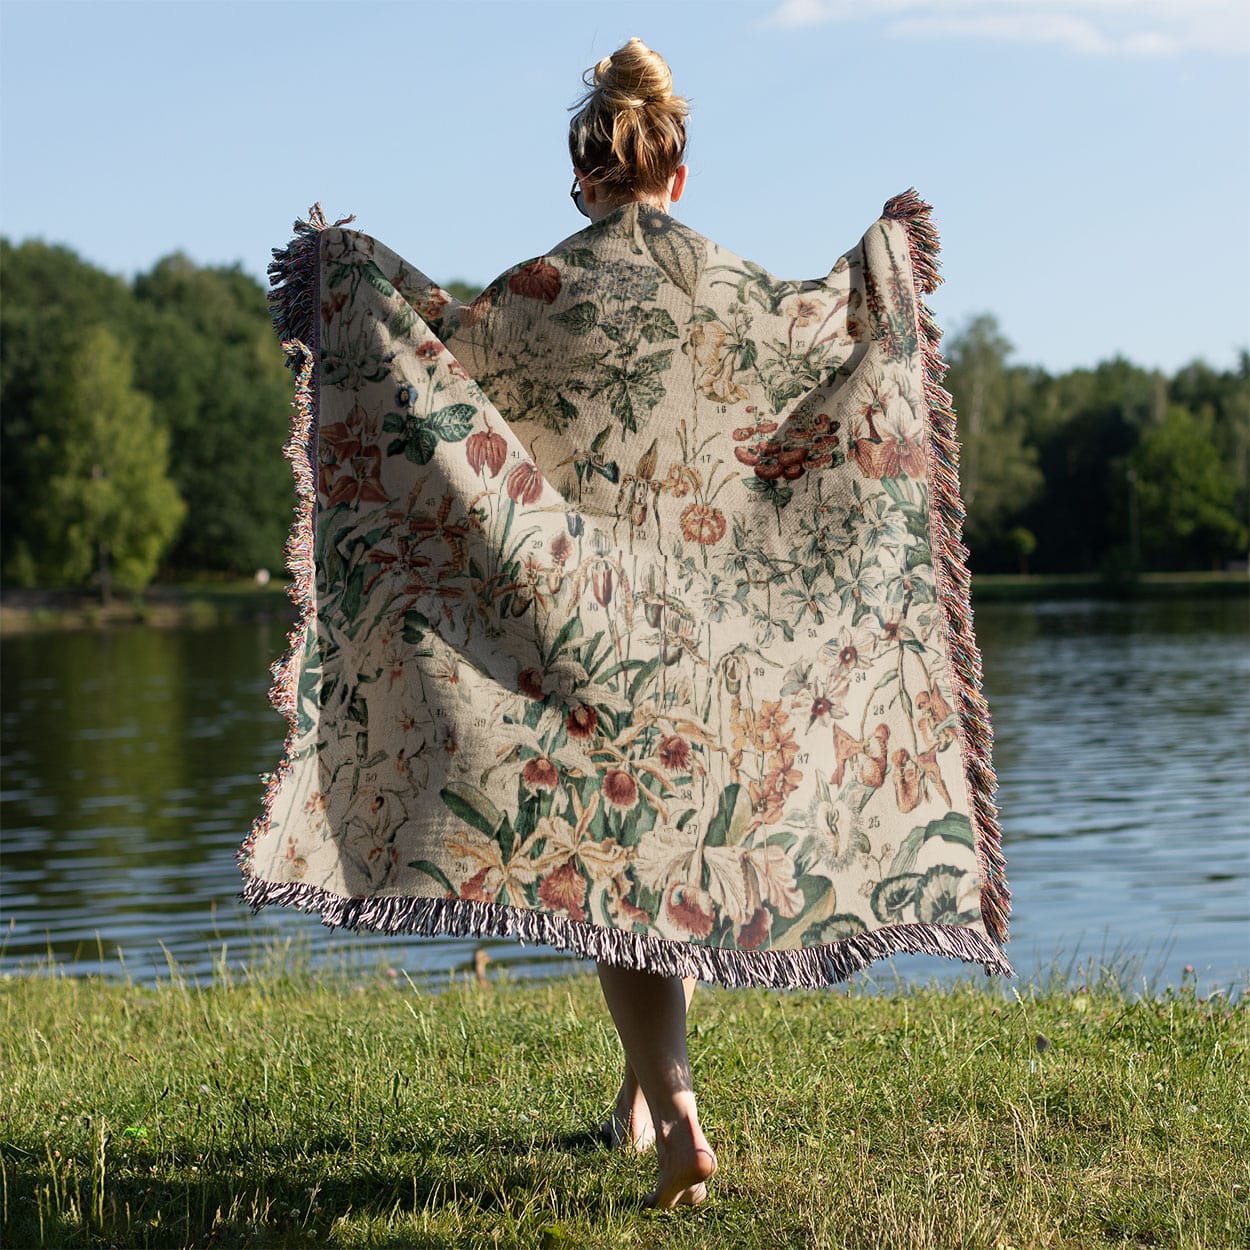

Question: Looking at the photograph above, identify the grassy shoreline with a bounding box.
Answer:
[2,968,1245,1249]
[0,570,1245,634]
[0,581,294,634]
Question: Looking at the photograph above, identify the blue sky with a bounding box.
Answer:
[2,0,1246,375]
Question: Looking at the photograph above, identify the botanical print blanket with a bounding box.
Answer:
[240,191,1011,987]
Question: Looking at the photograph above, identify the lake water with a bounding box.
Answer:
[2,597,1247,993]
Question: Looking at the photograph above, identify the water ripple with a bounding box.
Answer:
[2,599,1246,991]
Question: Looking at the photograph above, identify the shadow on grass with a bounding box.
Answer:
[4,1125,635,1249]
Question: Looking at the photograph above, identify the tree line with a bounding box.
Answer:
[945,315,1247,576]
[1,238,1245,593]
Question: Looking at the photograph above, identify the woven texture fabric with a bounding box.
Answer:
[240,193,1011,986]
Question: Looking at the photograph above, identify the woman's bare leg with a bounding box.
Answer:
[603,1057,654,1151]
[602,978,696,1152]
[596,964,717,1208]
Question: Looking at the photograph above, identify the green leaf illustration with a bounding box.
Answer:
[803,913,868,946]
[870,872,923,924]
[427,403,475,443]
[887,812,974,877]
[639,308,680,343]
[643,224,703,297]
[702,783,740,849]
[440,784,505,839]
[409,859,456,893]
[360,261,396,298]
[551,301,600,336]
[906,541,933,569]
[388,305,418,338]
[401,610,430,644]
[595,353,672,434]
[560,247,601,269]
[401,427,439,464]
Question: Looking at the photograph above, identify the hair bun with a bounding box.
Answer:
[595,36,673,110]
[569,38,689,196]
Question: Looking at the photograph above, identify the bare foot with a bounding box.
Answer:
[602,1079,655,1151]
[644,1118,717,1210]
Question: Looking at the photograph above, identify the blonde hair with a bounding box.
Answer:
[568,38,689,198]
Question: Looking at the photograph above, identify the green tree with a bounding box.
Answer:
[131,256,293,574]
[943,315,1043,564]
[27,327,185,596]
[1,239,138,581]
[1020,357,1162,573]
[1129,405,1246,570]
[1169,353,1250,541]
[1006,526,1037,574]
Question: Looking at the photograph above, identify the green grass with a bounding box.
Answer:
[1,964,1246,1249]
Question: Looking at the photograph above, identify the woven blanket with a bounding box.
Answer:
[240,191,1011,987]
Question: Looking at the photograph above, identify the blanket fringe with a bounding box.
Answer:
[238,206,345,873]
[241,874,1014,988]
[883,189,1010,947]
[266,204,355,358]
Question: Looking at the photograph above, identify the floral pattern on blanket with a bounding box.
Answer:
[247,202,993,959]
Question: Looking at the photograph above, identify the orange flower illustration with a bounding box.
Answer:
[508,259,562,303]
[679,503,727,545]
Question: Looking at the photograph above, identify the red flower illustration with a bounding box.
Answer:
[658,735,691,772]
[602,769,638,810]
[322,443,388,507]
[459,291,492,328]
[415,340,444,359]
[849,387,923,480]
[738,906,772,951]
[564,704,598,738]
[466,429,507,477]
[592,565,614,607]
[538,859,586,922]
[321,291,349,325]
[318,403,390,507]
[549,532,573,565]
[850,435,894,479]
[418,288,449,322]
[664,882,715,939]
[517,668,545,700]
[506,461,544,505]
[461,866,498,903]
[319,419,361,464]
[899,439,926,479]
[522,756,559,793]
[508,259,562,304]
